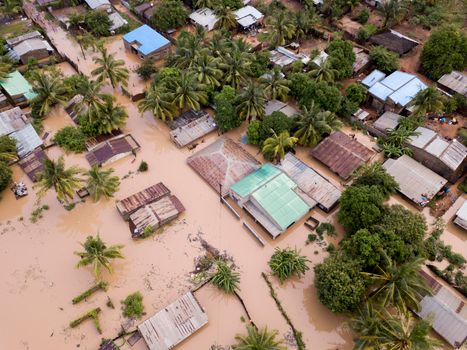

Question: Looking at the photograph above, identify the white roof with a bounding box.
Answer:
[189,8,218,31]
[234,6,263,28]
[109,12,127,31]
[361,69,386,88]
[270,46,310,67]
[408,127,437,148]
[438,71,467,97]
[312,51,329,67]
[454,201,467,230]
[10,123,43,158]
[11,38,53,58]
[373,111,402,131]
[84,0,110,9]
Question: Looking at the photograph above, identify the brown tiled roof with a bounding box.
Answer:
[187,137,261,196]
[310,131,374,180]
[18,148,47,182]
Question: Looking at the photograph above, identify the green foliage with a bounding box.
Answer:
[326,40,356,80]
[345,83,367,106]
[379,117,422,158]
[354,8,370,24]
[136,58,157,81]
[421,25,467,80]
[78,115,100,137]
[150,0,188,32]
[314,255,366,313]
[262,131,298,162]
[85,166,120,202]
[357,24,378,42]
[246,120,262,145]
[72,281,108,304]
[300,80,342,113]
[234,324,286,350]
[369,46,399,73]
[316,222,336,237]
[138,161,149,172]
[0,135,17,161]
[30,205,49,223]
[353,163,399,199]
[69,308,102,333]
[142,225,154,238]
[257,112,295,146]
[249,51,271,78]
[219,0,243,9]
[0,162,12,192]
[121,292,144,318]
[338,185,384,233]
[214,86,241,133]
[211,261,240,294]
[458,176,467,193]
[84,10,111,37]
[342,228,384,268]
[269,247,310,283]
[53,126,87,153]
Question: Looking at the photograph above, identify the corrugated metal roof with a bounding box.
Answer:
[84,0,110,9]
[438,71,467,97]
[85,134,140,166]
[18,148,47,182]
[264,100,297,117]
[116,183,171,219]
[270,47,310,67]
[10,123,43,157]
[381,71,414,90]
[123,25,170,56]
[6,31,42,46]
[408,127,437,148]
[12,38,53,57]
[369,81,394,101]
[440,140,467,171]
[189,8,218,31]
[425,136,449,157]
[169,113,217,148]
[454,201,467,230]
[388,76,427,107]
[383,155,447,206]
[312,51,329,67]
[0,107,26,136]
[230,163,280,198]
[373,111,402,132]
[0,70,37,100]
[361,69,386,88]
[109,12,127,31]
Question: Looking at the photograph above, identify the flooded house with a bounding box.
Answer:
[229,163,311,239]
[0,107,27,136]
[383,155,448,208]
[0,70,37,106]
[123,25,171,60]
[234,5,264,30]
[129,195,185,238]
[187,137,261,196]
[18,148,48,182]
[189,8,218,31]
[363,70,427,113]
[270,46,310,68]
[108,12,128,33]
[83,0,111,11]
[116,182,171,220]
[352,47,370,75]
[310,131,374,180]
[372,111,403,133]
[137,291,208,350]
[407,127,467,183]
[133,2,154,19]
[265,100,298,118]
[5,31,55,65]
[168,110,217,148]
[85,134,140,167]
[369,30,419,55]
[453,201,467,231]
[437,71,467,97]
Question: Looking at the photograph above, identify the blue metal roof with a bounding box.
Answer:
[389,77,427,107]
[123,25,170,56]
[361,69,386,88]
[369,82,394,101]
[381,71,415,90]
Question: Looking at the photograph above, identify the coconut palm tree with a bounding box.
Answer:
[294,103,342,146]
[168,71,208,112]
[350,301,384,350]
[309,58,339,82]
[0,135,16,161]
[74,74,106,121]
[76,31,96,59]
[91,48,129,89]
[262,11,295,48]
[94,95,128,134]
[192,51,222,88]
[363,256,431,311]
[214,6,237,30]
[34,157,83,203]
[221,48,252,90]
[194,0,214,8]
[208,31,228,58]
[380,0,406,28]
[234,325,286,350]
[262,131,298,163]
[75,235,124,279]
[30,71,69,117]
[85,166,120,202]
[236,81,266,122]
[138,85,177,121]
[0,61,13,81]
[292,9,318,43]
[409,87,446,117]
[173,31,200,69]
[211,261,240,294]
[261,69,290,101]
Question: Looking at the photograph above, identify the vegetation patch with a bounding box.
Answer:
[121,291,144,318]
[268,247,310,283]
[30,205,50,223]
[72,281,108,304]
[69,308,102,333]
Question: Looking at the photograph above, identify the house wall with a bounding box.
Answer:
[145,43,172,60]
[19,48,50,65]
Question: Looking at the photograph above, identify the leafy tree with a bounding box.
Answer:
[338,185,385,233]
[357,24,378,42]
[121,292,144,318]
[31,71,68,117]
[326,40,355,80]
[250,51,271,78]
[53,126,87,153]
[0,61,13,81]
[92,48,129,89]
[0,0,22,16]
[309,58,339,83]
[67,12,84,31]
[261,10,295,47]
[257,111,295,146]
[211,261,240,293]
[341,228,384,269]
[294,103,342,147]
[76,31,97,59]
[292,8,318,43]
[369,46,399,73]
[353,163,399,199]
[233,325,286,350]
[136,57,157,81]
[269,247,310,283]
[421,25,467,80]
[345,84,367,106]
[236,81,266,122]
[168,71,208,111]
[380,0,406,28]
[409,87,446,117]
[214,86,241,133]
[354,8,370,24]
[138,85,177,121]
[219,0,243,9]
[246,120,261,145]
[314,255,366,313]
[34,156,83,203]
[75,235,124,279]
[0,135,17,162]
[0,162,12,192]
[289,73,309,100]
[214,6,237,30]
[150,0,188,32]
[192,51,222,87]
[84,10,111,37]
[298,80,342,113]
[85,166,120,201]
[261,68,290,101]
[262,131,298,163]
[93,95,128,134]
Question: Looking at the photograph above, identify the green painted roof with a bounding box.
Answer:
[230,163,280,197]
[0,70,37,100]
[252,173,310,230]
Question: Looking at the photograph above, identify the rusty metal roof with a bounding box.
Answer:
[116,183,170,219]
[85,134,140,166]
[18,148,47,182]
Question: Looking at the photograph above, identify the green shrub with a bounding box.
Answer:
[345,83,367,105]
[136,58,157,81]
[357,24,378,42]
[138,161,148,172]
[458,177,467,193]
[53,126,87,153]
[269,247,310,283]
[354,8,370,24]
[84,10,111,36]
[369,46,399,73]
[0,162,12,192]
[246,120,262,145]
[316,223,336,237]
[211,261,240,293]
[121,292,144,318]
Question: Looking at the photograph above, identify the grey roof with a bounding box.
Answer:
[454,201,467,230]
[84,0,110,9]
[438,71,467,97]
[0,107,27,136]
[270,46,310,67]
[109,12,127,31]
[373,111,402,132]
[383,155,447,206]
[265,100,298,117]
[361,69,386,88]
[408,126,437,148]
[278,153,341,211]
[6,31,42,46]
[234,5,263,28]
[353,47,369,73]
[10,38,54,58]
[10,123,43,158]
[189,8,218,31]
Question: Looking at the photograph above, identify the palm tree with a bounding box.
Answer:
[363,256,431,311]
[409,87,446,117]
[380,0,406,28]
[221,48,252,90]
[168,71,208,112]
[138,85,177,121]
[74,74,106,121]
[208,32,228,58]
[31,71,68,117]
[194,0,214,8]
[309,58,338,82]
[234,325,286,350]
[262,131,298,163]
[85,166,120,202]
[0,61,13,81]
[214,6,237,30]
[294,104,342,146]
[236,81,266,122]
[76,31,96,59]
[173,31,200,69]
[0,0,22,16]
[34,156,83,203]
[262,11,295,48]
[75,235,124,279]
[211,261,240,294]
[91,48,129,89]
[351,301,383,350]
[94,95,128,134]
[261,69,290,101]
[269,247,309,283]
[293,10,318,43]
[67,12,84,31]
[192,51,222,88]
